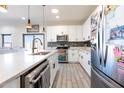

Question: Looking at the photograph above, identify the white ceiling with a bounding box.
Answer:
[0,5,97,26]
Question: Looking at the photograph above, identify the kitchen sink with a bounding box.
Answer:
[30,52,50,55]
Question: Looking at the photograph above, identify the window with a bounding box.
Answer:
[2,34,12,48]
[23,34,45,50]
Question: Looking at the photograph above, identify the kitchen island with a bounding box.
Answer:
[0,50,58,88]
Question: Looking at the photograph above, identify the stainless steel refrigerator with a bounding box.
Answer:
[91,5,124,88]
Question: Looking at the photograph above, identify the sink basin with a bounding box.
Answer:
[30,52,50,55]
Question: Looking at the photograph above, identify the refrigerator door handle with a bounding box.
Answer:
[98,8,103,65]
[101,6,108,67]
[103,45,108,66]
[98,31,102,65]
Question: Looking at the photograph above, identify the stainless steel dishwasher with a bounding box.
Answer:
[21,60,50,88]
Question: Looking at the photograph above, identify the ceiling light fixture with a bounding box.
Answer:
[51,9,59,14]
[42,5,46,32]
[0,5,7,13]
[26,5,32,29]
[56,15,60,19]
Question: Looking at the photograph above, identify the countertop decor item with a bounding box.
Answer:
[27,24,39,32]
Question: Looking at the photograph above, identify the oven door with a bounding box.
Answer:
[30,65,50,88]
[24,64,50,88]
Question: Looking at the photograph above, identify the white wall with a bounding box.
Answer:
[0,24,45,48]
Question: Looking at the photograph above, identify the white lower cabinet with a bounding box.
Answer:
[48,52,58,87]
[79,50,91,76]
[2,77,20,88]
[68,49,79,62]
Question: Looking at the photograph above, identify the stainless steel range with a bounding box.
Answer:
[56,35,69,63]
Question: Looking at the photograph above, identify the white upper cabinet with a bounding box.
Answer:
[75,25,83,41]
[47,25,83,42]
[82,17,91,41]
[68,25,83,41]
[53,26,68,35]
[47,26,68,42]
[68,26,76,41]
[47,26,57,42]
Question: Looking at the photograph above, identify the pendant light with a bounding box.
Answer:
[42,5,46,32]
[26,5,32,29]
[0,5,7,13]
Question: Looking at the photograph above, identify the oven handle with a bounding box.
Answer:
[29,65,49,84]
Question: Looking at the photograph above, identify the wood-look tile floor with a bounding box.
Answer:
[52,63,91,88]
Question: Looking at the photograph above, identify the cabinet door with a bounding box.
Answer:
[68,26,76,41]
[47,27,56,42]
[82,17,91,41]
[46,27,52,42]
[85,18,91,40]
[85,52,91,76]
[76,26,83,41]
[68,49,78,62]
[74,50,79,62]
[79,51,81,63]
[54,26,68,36]
[80,50,91,76]
[80,52,85,66]
[82,24,87,41]
[79,51,83,64]
[82,25,85,41]
[48,52,58,87]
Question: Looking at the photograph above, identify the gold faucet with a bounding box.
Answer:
[32,38,42,53]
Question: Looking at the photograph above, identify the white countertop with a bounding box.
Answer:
[0,50,57,87]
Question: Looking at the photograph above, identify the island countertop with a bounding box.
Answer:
[0,50,58,87]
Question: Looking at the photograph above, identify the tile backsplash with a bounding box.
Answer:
[47,41,91,47]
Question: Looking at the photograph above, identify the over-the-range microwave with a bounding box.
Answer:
[57,35,68,41]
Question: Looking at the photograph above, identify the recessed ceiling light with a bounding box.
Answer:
[21,17,26,20]
[56,16,60,19]
[51,9,59,14]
